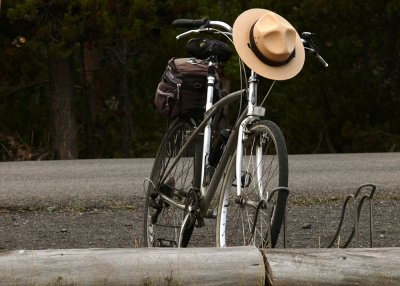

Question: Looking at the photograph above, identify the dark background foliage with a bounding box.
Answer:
[0,0,399,160]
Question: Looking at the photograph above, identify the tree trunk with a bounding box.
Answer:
[81,41,96,158]
[320,88,340,153]
[48,55,78,159]
[117,38,134,156]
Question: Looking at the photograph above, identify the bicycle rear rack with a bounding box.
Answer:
[326,183,377,248]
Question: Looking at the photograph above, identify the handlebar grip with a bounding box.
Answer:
[172,18,209,28]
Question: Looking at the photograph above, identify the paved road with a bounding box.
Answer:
[0,153,399,208]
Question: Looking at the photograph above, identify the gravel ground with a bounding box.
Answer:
[1,197,398,251]
[1,154,398,251]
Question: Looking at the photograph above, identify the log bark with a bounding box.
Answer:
[1,247,399,285]
[263,247,400,286]
[0,246,265,285]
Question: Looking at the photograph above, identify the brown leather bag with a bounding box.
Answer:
[154,58,218,119]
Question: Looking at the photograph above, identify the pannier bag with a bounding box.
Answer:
[154,57,219,119]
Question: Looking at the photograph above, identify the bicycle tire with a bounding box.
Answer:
[216,120,288,248]
[144,118,202,247]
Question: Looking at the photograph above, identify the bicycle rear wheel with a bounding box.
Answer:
[216,120,288,248]
[144,118,202,247]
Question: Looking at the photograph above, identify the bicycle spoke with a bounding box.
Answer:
[145,119,200,247]
[217,121,288,248]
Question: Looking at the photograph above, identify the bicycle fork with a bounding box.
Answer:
[236,72,266,199]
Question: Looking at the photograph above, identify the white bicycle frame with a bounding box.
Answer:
[235,71,266,199]
[199,68,266,201]
[177,21,327,206]
[155,19,283,220]
[199,68,217,196]
[156,18,327,247]
[176,21,268,207]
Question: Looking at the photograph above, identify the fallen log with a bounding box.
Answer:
[0,246,265,285]
[263,247,400,286]
[1,247,399,285]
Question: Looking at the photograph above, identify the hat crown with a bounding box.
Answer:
[232,8,305,80]
[253,13,296,62]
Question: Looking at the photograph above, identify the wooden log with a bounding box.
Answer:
[2,247,399,285]
[0,246,265,285]
[262,247,400,286]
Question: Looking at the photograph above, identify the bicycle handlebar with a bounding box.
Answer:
[172,19,328,68]
[301,32,328,68]
[172,18,210,29]
[173,19,233,40]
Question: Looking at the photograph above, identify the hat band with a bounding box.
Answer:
[248,22,296,67]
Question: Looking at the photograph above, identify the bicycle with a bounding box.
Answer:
[144,9,328,248]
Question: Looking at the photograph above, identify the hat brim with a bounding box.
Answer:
[233,8,305,81]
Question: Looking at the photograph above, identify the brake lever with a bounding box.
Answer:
[303,44,329,68]
[301,32,328,68]
[176,30,198,40]
[314,53,329,68]
[176,28,209,40]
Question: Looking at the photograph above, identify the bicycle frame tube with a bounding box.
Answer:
[256,135,265,199]
[200,72,217,196]
[247,72,258,116]
[160,90,243,185]
[236,72,259,197]
[199,73,263,217]
[198,107,247,217]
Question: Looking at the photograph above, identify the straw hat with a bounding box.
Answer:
[233,8,305,80]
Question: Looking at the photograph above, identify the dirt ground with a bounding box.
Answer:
[1,195,398,251]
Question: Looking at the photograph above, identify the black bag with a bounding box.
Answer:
[155,58,219,119]
[186,38,232,62]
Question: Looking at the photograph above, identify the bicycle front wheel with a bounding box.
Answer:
[144,118,202,247]
[216,120,288,248]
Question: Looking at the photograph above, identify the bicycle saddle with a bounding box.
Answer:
[186,38,232,62]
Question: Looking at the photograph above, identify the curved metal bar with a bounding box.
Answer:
[354,183,376,199]
[247,199,267,246]
[327,195,354,248]
[342,194,371,248]
[268,187,290,202]
[245,187,290,248]
[327,183,376,248]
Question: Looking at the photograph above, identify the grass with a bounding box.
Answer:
[0,202,138,214]
[288,192,400,206]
